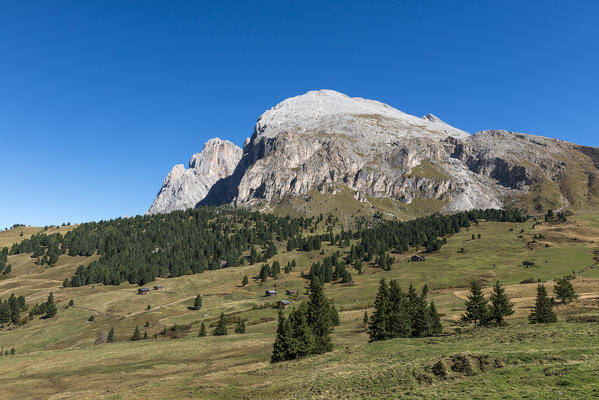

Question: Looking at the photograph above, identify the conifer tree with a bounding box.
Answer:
[143,330,148,339]
[107,327,115,342]
[461,281,489,329]
[131,325,141,341]
[529,284,557,323]
[271,261,281,277]
[235,319,246,334]
[288,304,313,359]
[410,293,430,337]
[363,310,369,328]
[489,280,514,325]
[388,280,411,338]
[306,280,333,354]
[329,304,340,326]
[259,264,271,282]
[45,301,57,318]
[249,246,259,264]
[428,301,443,335]
[271,310,292,362]
[369,279,390,341]
[198,321,207,337]
[193,295,202,310]
[554,277,577,304]
[242,275,249,286]
[212,312,228,336]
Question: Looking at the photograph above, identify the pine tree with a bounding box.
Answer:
[242,275,249,286]
[271,310,292,363]
[107,327,115,342]
[288,304,313,359]
[198,321,207,337]
[271,261,281,277]
[235,319,246,334]
[410,293,430,337]
[388,280,411,338]
[249,246,259,264]
[461,281,489,329]
[369,279,390,341]
[143,330,148,339]
[489,280,514,325]
[428,301,443,335]
[45,302,57,318]
[131,325,141,341]
[212,312,228,336]
[529,284,557,323]
[329,304,340,326]
[554,277,577,304]
[306,280,333,354]
[362,310,369,327]
[193,295,202,310]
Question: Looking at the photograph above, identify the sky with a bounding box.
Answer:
[1,1,598,228]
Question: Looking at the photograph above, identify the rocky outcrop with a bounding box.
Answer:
[155,90,599,216]
[147,138,242,214]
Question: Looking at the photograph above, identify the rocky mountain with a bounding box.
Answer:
[151,90,599,217]
[147,138,242,214]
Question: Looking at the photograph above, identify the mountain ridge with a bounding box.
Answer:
[149,90,599,217]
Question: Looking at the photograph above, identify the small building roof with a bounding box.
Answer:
[266,290,277,293]
[279,300,291,305]
[139,287,150,291]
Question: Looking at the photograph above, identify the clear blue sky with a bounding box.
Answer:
[1,1,598,228]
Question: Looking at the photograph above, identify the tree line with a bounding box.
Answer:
[8,208,524,290]
[55,208,314,287]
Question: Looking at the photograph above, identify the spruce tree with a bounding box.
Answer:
[143,330,148,339]
[288,304,314,359]
[369,279,390,341]
[235,319,246,334]
[410,293,430,337]
[529,284,557,323]
[388,280,411,338]
[271,261,281,277]
[193,295,202,310]
[362,310,369,328]
[198,321,207,337]
[131,325,141,341]
[306,280,333,354]
[212,312,228,336]
[242,275,249,286]
[329,304,340,326]
[271,310,292,363]
[554,278,577,304]
[428,301,443,335]
[489,280,514,325]
[107,327,115,342]
[461,281,489,329]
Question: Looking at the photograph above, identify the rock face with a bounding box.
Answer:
[147,138,242,214]
[153,90,599,216]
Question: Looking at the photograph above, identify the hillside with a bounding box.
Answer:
[150,90,599,219]
[1,209,599,398]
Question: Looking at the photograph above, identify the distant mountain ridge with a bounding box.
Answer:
[147,138,242,214]
[149,90,599,216]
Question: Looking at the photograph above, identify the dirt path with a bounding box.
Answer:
[124,295,197,318]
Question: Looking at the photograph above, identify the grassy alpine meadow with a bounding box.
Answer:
[0,211,598,399]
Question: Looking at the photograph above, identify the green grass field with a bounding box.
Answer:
[1,212,599,399]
